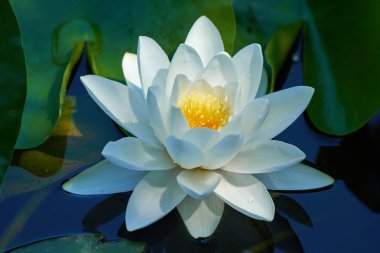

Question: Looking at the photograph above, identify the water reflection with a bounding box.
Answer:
[82,192,309,252]
[318,125,380,213]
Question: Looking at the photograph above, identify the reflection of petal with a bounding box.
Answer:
[82,193,130,232]
[223,140,305,174]
[255,163,334,190]
[137,36,169,94]
[177,194,224,238]
[63,160,146,195]
[125,170,186,231]
[177,169,222,199]
[255,86,314,140]
[185,16,224,65]
[273,194,313,227]
[215,171,275,221]
[102,137,176,171]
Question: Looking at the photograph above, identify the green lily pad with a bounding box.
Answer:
[10,0,235,149]
[234,0,380,135]
[10,234,144,253]
[0,0,26,189]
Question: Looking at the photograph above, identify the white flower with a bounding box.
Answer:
[63,16,334,239]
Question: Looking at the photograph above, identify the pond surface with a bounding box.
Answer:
[0,42,379,253]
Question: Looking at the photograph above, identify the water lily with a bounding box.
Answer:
[63,16,334,238]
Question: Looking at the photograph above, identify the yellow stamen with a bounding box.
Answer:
[178,92,231,130]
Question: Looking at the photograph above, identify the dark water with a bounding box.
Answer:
[0,41,379,253]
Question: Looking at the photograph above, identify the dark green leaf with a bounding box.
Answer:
[10,234,144,253]
[0,0,26,189]
[10,0,235,148]
[234,0,380,135]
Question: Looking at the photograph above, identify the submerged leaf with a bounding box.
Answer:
[10,0,235,148]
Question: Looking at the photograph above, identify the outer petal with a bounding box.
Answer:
[255,86,314,140]
[122,52,141,88]
[138,36,170,94]
[255,163,335,191]
[63,160,146,195]
[176,169,222,199]
[197,52,237,88]
[165,136,204,169]
[166,44,203,95]
[126,170,186,231]
[102,137,176,171]
[214,171,275,221]
[203,133,244,170]
[177,194,224,238]
[233,44,263,110]
[240,98,270,143]
[167,105,190,138]
[80,75,159,146]
[223,140,305,174]
[185,16,224,65]
[147,85,169,144]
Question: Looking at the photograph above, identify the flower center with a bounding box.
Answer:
[178,92,231,130]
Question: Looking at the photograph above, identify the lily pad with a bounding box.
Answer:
[10,234,144,253]
[10,0,235,149]
[234,0,380,135]
[0,0,26,189]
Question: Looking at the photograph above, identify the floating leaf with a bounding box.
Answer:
[234,0,380,135]
[10,234,144,253]
[0,0,26,189]
[10,0,235,149]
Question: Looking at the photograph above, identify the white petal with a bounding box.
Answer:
[176,169,222,199]
[255,86,314,140]
[203,133,244,170]
[223,140,305,174]
[177,194,224,238]
[102,137,176,171]
[214,171,274,221]
[125,170,186,231]
[218,114,242,137]
[255,163,334,191]
[80,75,159,146]
[170,75,190,106]
[166,44,203,95]
[183,127,221,152]
[240,98,270,143]
[256,67,269,97]
[185,16,224,65]
[147,85,169,144]
[122,53,141,88]
[197,52,237,88]
[167,105,190,138]
[63,160,146,195]
[138,36,170,94]
[165,135,205,169]
[233,44,263,109]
